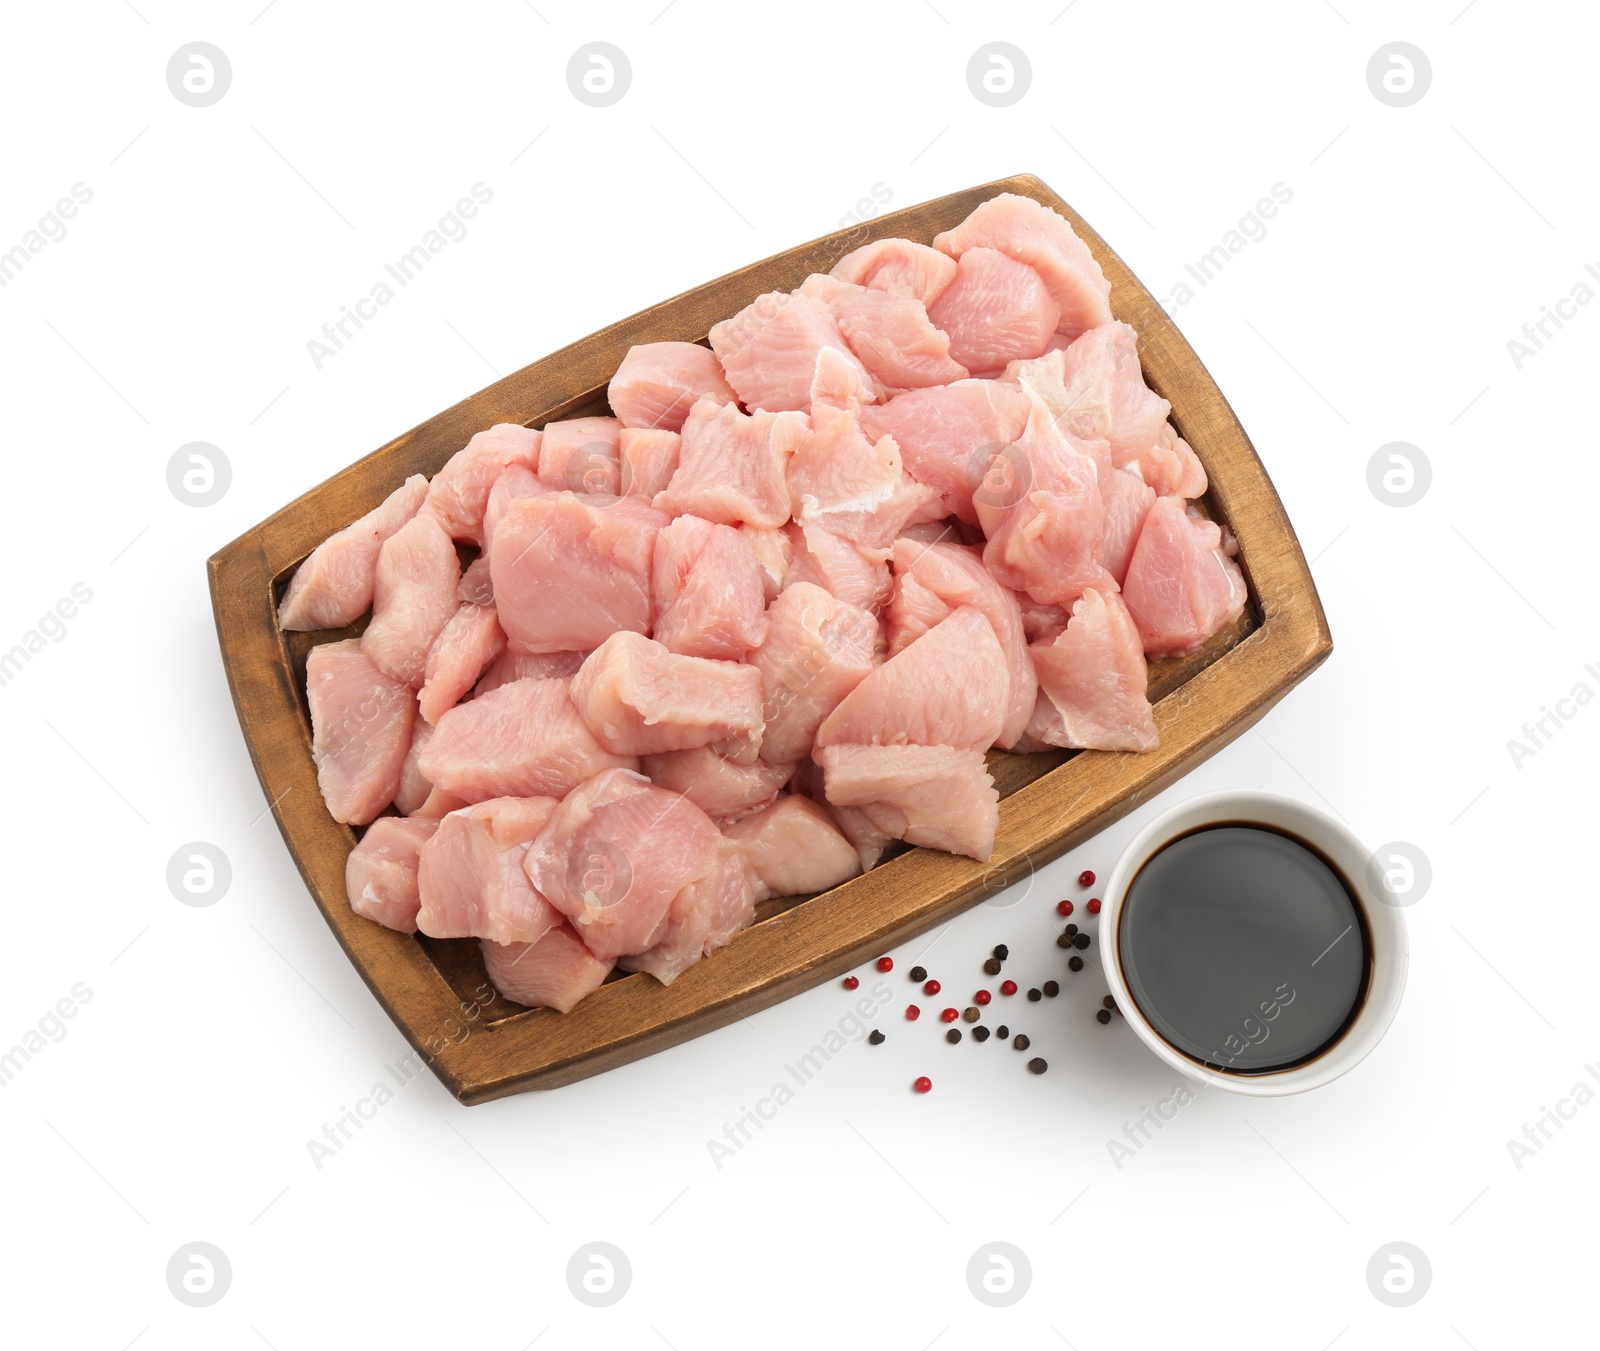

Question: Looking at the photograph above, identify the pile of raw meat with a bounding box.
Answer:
[281,193,1247,1016]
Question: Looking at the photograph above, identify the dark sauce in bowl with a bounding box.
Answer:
[1117,824,1371,1074]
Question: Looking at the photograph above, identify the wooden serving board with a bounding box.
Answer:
[208,174,1331,1104]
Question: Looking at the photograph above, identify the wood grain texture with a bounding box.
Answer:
[208,174,1331,1103]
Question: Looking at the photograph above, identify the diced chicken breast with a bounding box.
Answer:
[932,192,1113,341]
[457,556,495,607]
[751,581,881,764]
[618,842,756,984]
[830,237,958,308]
[641,747,795,820]
[394,714,434,816]
[860,379,1031,524]
[417,796,562,945]
[490,492,667,653]
[1121,496,1248,658]
[618,428,681,501]
[710,289,878,412]
[654,397,808,528]
[481,922,615,1011]
[424,425,543,547]
[307,639,416,825]
[417,602,505,725]
[411,785,470,820]
[345,816,440,932]
[1098,467,1158,585]
[800,274,968,393]
[789,760,895,872]
[1029,588,1158,752]
[474,649,586,698]
[538,416,622,495]
[525,768,725,960]
[815,605,1006,751]
[888,539,1036,749]
[783,521,892,615]
[722,795,863,900]
[421,676,636,802]
[652,515,769,660]
[279,475,428,631]
[1140,423,1209,500]
[608,341,737,432]
[361,510,461,688]
[741,524,793,601]
[570,632,766,757]
[928,248,1060,374]
[975,390,1117,607]
[482,464,545,554]
[817,743,1000,861]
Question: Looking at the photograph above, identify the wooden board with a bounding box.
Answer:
[208,174,1331,1104]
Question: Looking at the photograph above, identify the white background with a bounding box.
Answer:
[1,1,1594,1346]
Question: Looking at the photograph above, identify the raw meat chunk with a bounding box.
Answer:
[815,605,1005,751]
[490,492,667,653]
[482,922,615,1012]
[1098,468,1157,585]
[710,289,877,412]
[525,768,725,960]
[741,524,793,601]
[424,425,543,546]
[394,714,434,816]
[654,397,808,528]
[722,795,862,900]
[783,521,892,615]
[642,747,795,820]
[816,743,999,861]
[346,816,439,932]
[928,248,1060,373]
[361,510,461,688]
[799,273,968,393]
[475,649,586,697]
[975,390,1117,607]
[888,539,1036,749]
[417,796,562,945]
[932,192,1113,341]
[751,582,881,764]
[652,515,768,660]
[420,676,636,802]
[411,785,469,820]
[279,475,428,631]
[570,632,766,757]
[457,556,495,607]
[1140,424,1209,500]
[860,379,1031,524]
[538,416,622,495]
[830,238,957,308]
[809,344,877,414]
[789,760,894,872]
[618,428,681,501]
[1029,588,1158,752]
[482,464,545,553]
[1121,496,1247,658]
[618,843,756,983]
[307,639,416,825]
[418,602,506,725]
[608,341,736,432]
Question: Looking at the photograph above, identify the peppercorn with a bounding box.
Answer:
[1068,956,1084,972]
[1096,1009,1112,1025]
[996,1025,1009,1039]
[1013,1034,1031,1050]
[868,1029,885,1045]
[877,956,894,972]
[923,979,942,996]
[992,944,1009,961]
[905,1004,921,1021]
[1073,933,1091,950]
[982,957,1003,976]
[1102,995,1117,1010]
[1056,899,1074,917]
[1056,933,1074,949]
[842,975,859,990]
[913,1075,932,1093]
[1065,923,1079,937]
[962,1006,980,1023]
[1078,870,1095,888]
[909,965,927,983]
[974,989,992,1006]
[973,1026,991,1042]
[1027,1057,1048,1075]
[1087,898,1102,915]
[1000,979,1018,996]
[945,1028,962,1044]
[1042,980,1060,997]
[939,1007,959,1023]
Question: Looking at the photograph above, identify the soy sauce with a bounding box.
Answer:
[1117,824,1370,1074]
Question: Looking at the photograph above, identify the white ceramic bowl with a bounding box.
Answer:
[1099,790,1408,1096]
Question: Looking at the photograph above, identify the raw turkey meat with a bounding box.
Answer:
[474,648,586,698]
[394,716,435,816]
[800,273,968,393]
[652,514,768,660]
[1121,496,1248,658]
[817,743,1000,862]
[279,474,428,631]
[722,795,862,901]
[829,237,957,308]
[482,922,615,1011]
[345,816,439,932]
[710,289,877,413]
[782,521,892,615]
[361,510,461,688]
[618,428,681,501]
[539,416,622,495]
[418,602,506,725]
[424,425,542,546]
[640,747,795,820]
[608,341,736,432]
[654,397,808,528]
[306,638,416,825]
[618,842,756,984]
[417,796,562,946]
[482,464,544,553]
[928,247,1060,374]
[420,676,636,801]
[1028,588,1158,752]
